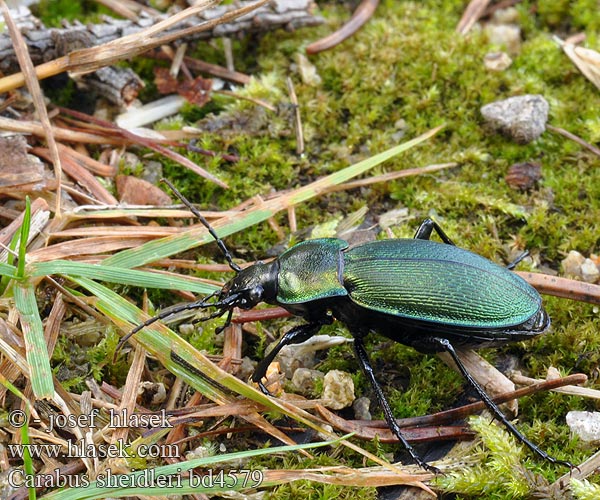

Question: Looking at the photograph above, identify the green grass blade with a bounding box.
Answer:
[17,196,31,278]
[13,282,53,398]
[0,261,17,278]
[103,126,444,269]
[0,374,36,500]
[71,276,229,401]
[29,260,219,295]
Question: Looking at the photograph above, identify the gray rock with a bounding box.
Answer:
[566,411,600,444]
[481,95,549,143]
[562,250,586,278]
[353,397,372,420]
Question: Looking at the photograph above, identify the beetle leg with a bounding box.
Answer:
[252,322,322,395]
[413,218,456,245]
[353,335,440,473]
[431,337,574,468]
[506,250,530,270]
[215,309,234,335]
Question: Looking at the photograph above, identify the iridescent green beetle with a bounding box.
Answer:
[126,181,570,472]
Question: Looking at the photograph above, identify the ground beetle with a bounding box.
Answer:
[125,180,572,471]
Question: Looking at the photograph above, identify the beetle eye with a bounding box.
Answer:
[248,285,263,303]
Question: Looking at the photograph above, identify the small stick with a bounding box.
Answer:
[316,373,586,442]
[456,0,492,35]
[517,271,600,305]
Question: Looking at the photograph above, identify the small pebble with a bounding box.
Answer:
[353,397,372,420]
[291,368,324,396]
[484,51,513,71]
[581,258,600,283]
[137,381,166,405]
[322,370,355,410]
[237,356,257,382]
[562,250,586,278]
[566,411,600,444]
[277,344,316,378]
[481,95,549,144]
[485,24,521,54]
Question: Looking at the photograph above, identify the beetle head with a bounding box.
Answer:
[220,261,279,310]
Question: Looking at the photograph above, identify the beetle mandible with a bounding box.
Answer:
[125,180,571,472]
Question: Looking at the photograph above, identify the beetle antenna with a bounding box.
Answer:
[115,290,244,360]
[116,290,220,353]
[162,178,242,273]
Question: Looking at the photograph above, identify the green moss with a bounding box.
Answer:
[34,0,111,26]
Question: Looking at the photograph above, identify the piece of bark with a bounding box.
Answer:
[0,134,45,188]
[78,66,144,107]
[115,175,172,206]
[0,1,320,105]
[0,2,323,73]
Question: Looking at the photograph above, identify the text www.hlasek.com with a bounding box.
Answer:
[8,439,179,460]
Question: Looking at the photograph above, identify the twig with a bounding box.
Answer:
[316,374,586,442]
[287,76,304,155]
[306,0,379,55]
[58,107,229,188]
[150,50,251,85]
[554,449,600,489]
[0,2,63,215]
[516,271,600,305]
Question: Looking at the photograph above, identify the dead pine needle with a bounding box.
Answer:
[547,124,600,159]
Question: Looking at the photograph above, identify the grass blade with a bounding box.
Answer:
[13,282,53,398]
[103,126,444,269]
[17,196,31,278]
[29,260,219,295]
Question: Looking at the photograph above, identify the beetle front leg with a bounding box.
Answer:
[413,218,456,245]
[353,335,440,473]
[252,322,323,395]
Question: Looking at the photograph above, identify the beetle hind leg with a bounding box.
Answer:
[353,336,440,473]
[431,337,573,468]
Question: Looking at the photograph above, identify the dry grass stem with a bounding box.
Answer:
[456,0,492,34]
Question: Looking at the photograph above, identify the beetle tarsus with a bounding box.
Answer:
[257,380,272,396]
